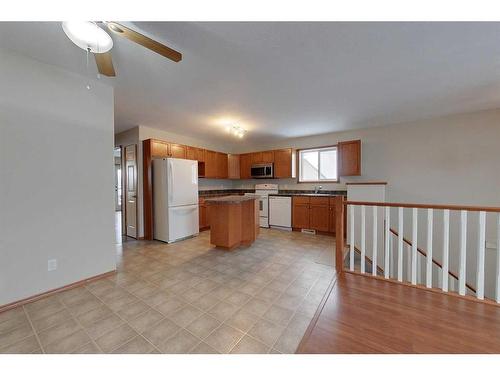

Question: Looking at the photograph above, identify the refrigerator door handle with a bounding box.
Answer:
[168,159,174,205]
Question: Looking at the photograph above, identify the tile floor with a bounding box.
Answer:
[0,229,334,354]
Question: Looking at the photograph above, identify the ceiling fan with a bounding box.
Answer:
[62,21,182,77]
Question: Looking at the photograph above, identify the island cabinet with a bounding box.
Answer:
[205,196,260,250]
[292,196,338,234]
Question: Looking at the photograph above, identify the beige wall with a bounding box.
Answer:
[0,49,116,306]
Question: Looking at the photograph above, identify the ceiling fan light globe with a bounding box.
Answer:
[62,21,113,53]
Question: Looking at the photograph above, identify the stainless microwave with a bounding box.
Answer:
[251,163,273,178]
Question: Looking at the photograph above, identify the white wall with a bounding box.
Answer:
[0,49,116,306]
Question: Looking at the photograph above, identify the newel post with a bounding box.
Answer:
[335,195,346,273]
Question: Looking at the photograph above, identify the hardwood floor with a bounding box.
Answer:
[297,272,500,353]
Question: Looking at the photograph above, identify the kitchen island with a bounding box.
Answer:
[204,195,260,250]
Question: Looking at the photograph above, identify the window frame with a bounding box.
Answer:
[297,145,339,183]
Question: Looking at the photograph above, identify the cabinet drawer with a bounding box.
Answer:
[310,197,329,206]
[293,196,310,205]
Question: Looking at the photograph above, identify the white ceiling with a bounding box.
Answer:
[2,22,500,145]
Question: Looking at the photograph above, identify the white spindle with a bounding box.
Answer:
[477,211,486,300]
[496,213,500,303]
[411,208,418,285]
[349,205,354,271]
[390,236,394,278]
[426,209,433,288]
[398,207,403,282]
[372,206,378,276]
[442,210,450,292]
[361,205,366,274]
[417,252,422,284]
[458,210,467,296]
[384,207,390,279]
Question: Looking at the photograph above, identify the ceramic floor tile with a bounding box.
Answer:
[0,335,40,354]
[230,335,270,354]
[248,319,286,347]
[208,301,239,322]
[168,305,203,328]
[189,341,220,354]
[142,318,181,346]
[0,229,334,353]
[204,324,245,354]
[158,329,200,353]
[128,309,164,333]
[44,330,91,354]
[95,323,137,353]
[186,314,222,340]
[37,319,80,347]
[112,335,155,354]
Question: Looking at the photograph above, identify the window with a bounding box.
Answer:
[298,146,338,182]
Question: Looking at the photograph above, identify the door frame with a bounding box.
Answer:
[124,144,138,239]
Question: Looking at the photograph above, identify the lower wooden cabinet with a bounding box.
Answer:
[199,198,210,230]
[292,196,338,234]
[310,197,330,232]
[292,198,310,229]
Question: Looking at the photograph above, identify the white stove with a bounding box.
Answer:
[246,183,278,228]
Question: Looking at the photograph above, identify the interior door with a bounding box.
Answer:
[114,164,122,211]
[125,144,137,238]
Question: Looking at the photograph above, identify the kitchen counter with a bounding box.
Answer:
[269,190,347,197]
[206,195,259,250]
[205,195,258,204]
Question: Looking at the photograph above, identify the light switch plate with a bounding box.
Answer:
[48,259,57,271]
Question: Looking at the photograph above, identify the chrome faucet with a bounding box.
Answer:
[314,185,323,194]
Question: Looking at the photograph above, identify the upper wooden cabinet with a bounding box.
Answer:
[186,146,197,160]
[170,143,186,159]
[228,154,240,179]
[273,148,293,178]
[151,140,169,158]
[216,152,228,179]
[251,151,274,164]
[338,139,361,176]
[186,146,205,162]
[205,150,218,178]
[240,153,252,179]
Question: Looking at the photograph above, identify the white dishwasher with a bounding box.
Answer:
[269,196,292,230]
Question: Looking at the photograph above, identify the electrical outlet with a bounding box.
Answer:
[48,259,57,272]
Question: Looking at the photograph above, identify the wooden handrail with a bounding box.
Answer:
[345,201,500,213]
[389,227,477,293]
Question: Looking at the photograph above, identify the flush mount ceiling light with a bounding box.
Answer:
[226,124,246,138]
[62,21,113,53]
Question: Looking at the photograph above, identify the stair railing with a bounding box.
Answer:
[334,197,500,304]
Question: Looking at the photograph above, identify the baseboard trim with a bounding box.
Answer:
[0,270,117,314]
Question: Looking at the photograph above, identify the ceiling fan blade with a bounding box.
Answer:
[94,52,116,77]
[106,22,182,62]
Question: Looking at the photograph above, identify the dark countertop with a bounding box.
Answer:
[204,195,258,204]
[269,190,347,197]
[199,189,347,198]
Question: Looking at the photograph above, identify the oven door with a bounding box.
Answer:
[259,196,268,218]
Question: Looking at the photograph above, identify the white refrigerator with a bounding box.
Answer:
[153,158,199,243]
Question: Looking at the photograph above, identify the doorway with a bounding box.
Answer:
[114,147,125,243]
[124,144,138,239]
